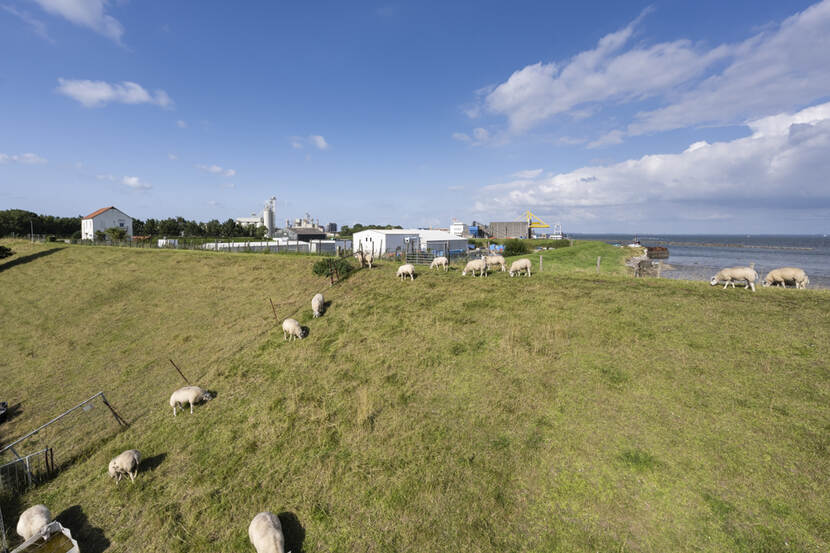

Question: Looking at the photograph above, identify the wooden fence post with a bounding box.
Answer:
[596,256,601,273]
[540,255,543,272]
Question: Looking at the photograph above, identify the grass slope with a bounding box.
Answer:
[1,239,828,553]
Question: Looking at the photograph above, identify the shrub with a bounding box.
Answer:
[0,245,14,259]
[313,257,354,280]
[503,239,528,257]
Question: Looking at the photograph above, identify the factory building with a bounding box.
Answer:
[352,229,467,256]
[235,197,277,238]
[352,229,421,256]
[487,221,530,239]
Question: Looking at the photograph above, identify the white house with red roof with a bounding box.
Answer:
[81,206,133,240]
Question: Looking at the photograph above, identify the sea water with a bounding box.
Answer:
[570,234,830,289]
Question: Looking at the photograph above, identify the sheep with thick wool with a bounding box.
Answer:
[710,267,758,291]
[311,293,325,318]
[430,256,449,271]
[16,504,51,541]
[462,259,487,277]
[509,258,532,277]
[354,251,374,268]
[397,263,415,281]
[249,512,286,553]
[169,386,214,416]
[484,254,506,272]
[763,267,809,289]
[282,318,303,341]
[108,449,141,484]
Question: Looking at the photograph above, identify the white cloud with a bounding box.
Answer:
[0,152,47,164]
[512,169,543,179]
[448,185,464,191]
[475,102,830,220]
[167,153,178,160]
[57,79,173,108]
[291,135,331,150]
[122,175,150,190]
[452,127,492,146]
[474,1,830,142]
[587,130,624,149]
[2,5,53,42]
[176,119,188,128]
[310,135,329,150]
[32,0,124,43]
[197,164,235,177]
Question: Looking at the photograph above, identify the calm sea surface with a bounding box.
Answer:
[570,234,830,289]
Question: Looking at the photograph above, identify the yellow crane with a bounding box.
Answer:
[520,210,550,229]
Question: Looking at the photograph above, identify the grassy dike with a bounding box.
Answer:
[1,239,828,552]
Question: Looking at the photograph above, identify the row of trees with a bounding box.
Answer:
[0,209,268,239]
[133,217,267,239]
[338,223,402,237]
[0,209,82,237]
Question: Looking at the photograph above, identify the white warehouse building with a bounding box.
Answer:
[352,229,420,256]
[352,229,467,256]
[81,206,133,240]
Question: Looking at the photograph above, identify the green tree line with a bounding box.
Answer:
[0,209,268,239]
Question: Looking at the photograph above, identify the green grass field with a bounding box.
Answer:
[1,239,828,552]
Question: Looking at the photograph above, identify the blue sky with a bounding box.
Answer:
[1,0,829,233]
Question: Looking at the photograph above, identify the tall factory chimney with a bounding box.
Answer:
[263,196,276,238]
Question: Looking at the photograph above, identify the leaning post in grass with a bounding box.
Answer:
[540,255,543,272]
[596,256,601,273]
[269,297,279,323]
[169,359,191,385]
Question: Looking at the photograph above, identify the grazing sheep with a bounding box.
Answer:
[311,293,324,318]
[17,504,51,541]
[354,251,374,268]
[484,254,506,272]
[710,267,758,291]
[282,318,303,341]
[169,386,214,416]
[248,512,285,553]
[462,259,487,277]
[763,267,809,289]
[509,258,532,277]
[430,256,449,271]
[108,449,141,484]
[397,263,415,281]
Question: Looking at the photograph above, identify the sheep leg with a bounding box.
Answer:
[190,401,194,414]
[129,471,136,483]
[173,405,177,417]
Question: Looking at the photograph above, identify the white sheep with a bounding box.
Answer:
[248,512,286,553]
[430,256,449,271]
[462,259,487,277]
[763,267,809,289]
[169,386,214,416]
[108,449,141,484]
[710,267,758,291]
[397,263,415,281]
[354,251,374,268]
[311,293,324,318]
[509,258,532,277]
[484,254,506,272]
[282,318,303,341]
[16,504,51,541]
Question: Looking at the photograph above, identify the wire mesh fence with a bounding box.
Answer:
[0,448,54,494]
